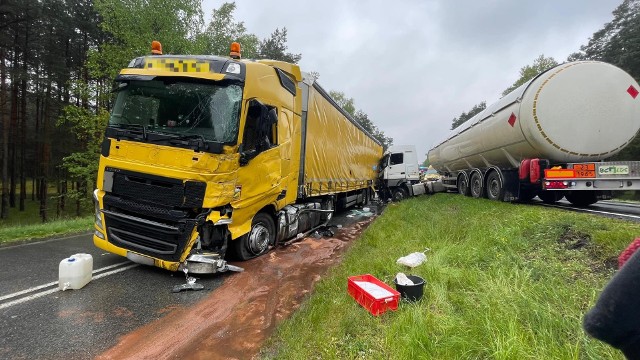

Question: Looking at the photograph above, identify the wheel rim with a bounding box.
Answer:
[458,178,467,195]
[471,175,482,197]
[489,178,500,199]
[247,223,270,254]
[393,190,405,201]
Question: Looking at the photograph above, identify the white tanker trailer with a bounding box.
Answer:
[428,61,640,206]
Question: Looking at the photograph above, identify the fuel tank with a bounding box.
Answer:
[428,61,640,172]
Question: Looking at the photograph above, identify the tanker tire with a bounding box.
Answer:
[231,213,275,261]
[566,192,598,207]
[458,174,470,196]
[470,172,483,198]
[538,191,564,204]
[392,187,408,202]
[486,171,503,201]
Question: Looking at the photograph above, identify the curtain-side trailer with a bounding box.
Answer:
[93,42,382,274]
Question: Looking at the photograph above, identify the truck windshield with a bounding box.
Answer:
[109,79,242,144]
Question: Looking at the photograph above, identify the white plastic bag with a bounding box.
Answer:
[396,251,428,268]
[395,272,414,286]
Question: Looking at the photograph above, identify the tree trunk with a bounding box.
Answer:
[56,179,61,218]
[0,48,8,219]
[40,178,47,222]
[40,81,52,222]
[61,179,66,211]
[9,78,18,208]
[19,0,30,212]
[76,181,82,216]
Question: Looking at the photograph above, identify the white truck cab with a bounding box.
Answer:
[378,145,426,201]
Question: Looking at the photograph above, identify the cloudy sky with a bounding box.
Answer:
[206,0,621,161]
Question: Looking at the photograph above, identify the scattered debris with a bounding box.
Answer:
[172,267,204,293]
[396,249,430,268]
[346,209,375,218]
[395,272,414,286]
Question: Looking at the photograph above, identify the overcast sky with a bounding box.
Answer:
[205,0,621,162]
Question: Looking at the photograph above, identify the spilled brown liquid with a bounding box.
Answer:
[97,218,374,360]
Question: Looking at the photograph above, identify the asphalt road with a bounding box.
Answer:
[535,198,640,222]
[0,204,380,360]
[0,233,226,360]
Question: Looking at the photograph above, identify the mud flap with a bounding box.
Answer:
[502,171,519,202]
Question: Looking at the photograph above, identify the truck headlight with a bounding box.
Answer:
[93,189,103,229]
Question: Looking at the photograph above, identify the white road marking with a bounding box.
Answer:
[0,261,132,302]
[0,263,138,310]
[542,203,640,220]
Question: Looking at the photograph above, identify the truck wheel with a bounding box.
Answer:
[538,192,564,204]
[392,187,408,202]
[232,213,275,260]
[486,171,503,201]
[457,174,470,196]
[566,192,598,207]
[470,172,483,198]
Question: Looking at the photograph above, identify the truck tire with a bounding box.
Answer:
[392,187,408,202]
[538,191,564,204]
[470,172,483,198]
[457,173,470,196]
[232,212,275,260]
[566,192,598,207]
[485,171,503,201]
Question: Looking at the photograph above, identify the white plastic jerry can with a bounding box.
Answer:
[58,253,93,290]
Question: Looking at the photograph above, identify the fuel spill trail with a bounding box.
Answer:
[96,218,374,360]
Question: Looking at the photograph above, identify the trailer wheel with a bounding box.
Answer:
[566,192,598,207]
[232,212,275,260]
[538,191,564,204]
[486,171,503,201]
[457,174,470,196]
[392,187,408,202]
[470,172,483,198]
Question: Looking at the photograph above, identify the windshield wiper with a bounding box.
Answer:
[111,123,147,139]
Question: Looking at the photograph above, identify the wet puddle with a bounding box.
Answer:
[96,218,374,360]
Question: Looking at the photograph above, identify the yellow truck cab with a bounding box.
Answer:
[93,42,382,274]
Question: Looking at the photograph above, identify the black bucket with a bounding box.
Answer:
[394,275,425,302]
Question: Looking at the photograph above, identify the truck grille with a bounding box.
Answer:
[103,210,196,262]
[107,167,206,208]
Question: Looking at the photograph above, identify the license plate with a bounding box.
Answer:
[598,165,630,175]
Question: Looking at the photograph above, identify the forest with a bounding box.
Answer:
[451,0,640,136]
[0,0,391,223]
[1,0,639,223]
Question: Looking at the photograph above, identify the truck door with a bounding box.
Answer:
[386,152,406,181]
[236,99,282,202]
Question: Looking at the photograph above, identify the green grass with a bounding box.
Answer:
[0,216,93,245]
[261,193,635,360]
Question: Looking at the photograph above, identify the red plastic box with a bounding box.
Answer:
[347,274,400,316]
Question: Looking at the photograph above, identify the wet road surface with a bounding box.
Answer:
[0,206,380,359]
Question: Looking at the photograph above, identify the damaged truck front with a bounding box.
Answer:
[93,43,383,274]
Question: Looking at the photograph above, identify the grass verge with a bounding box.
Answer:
[262,193,636,359]
[0,216,93,245]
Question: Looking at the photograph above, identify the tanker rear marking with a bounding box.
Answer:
[628,85,639,99]
[507,113,517,127]
[531,62,625,158]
